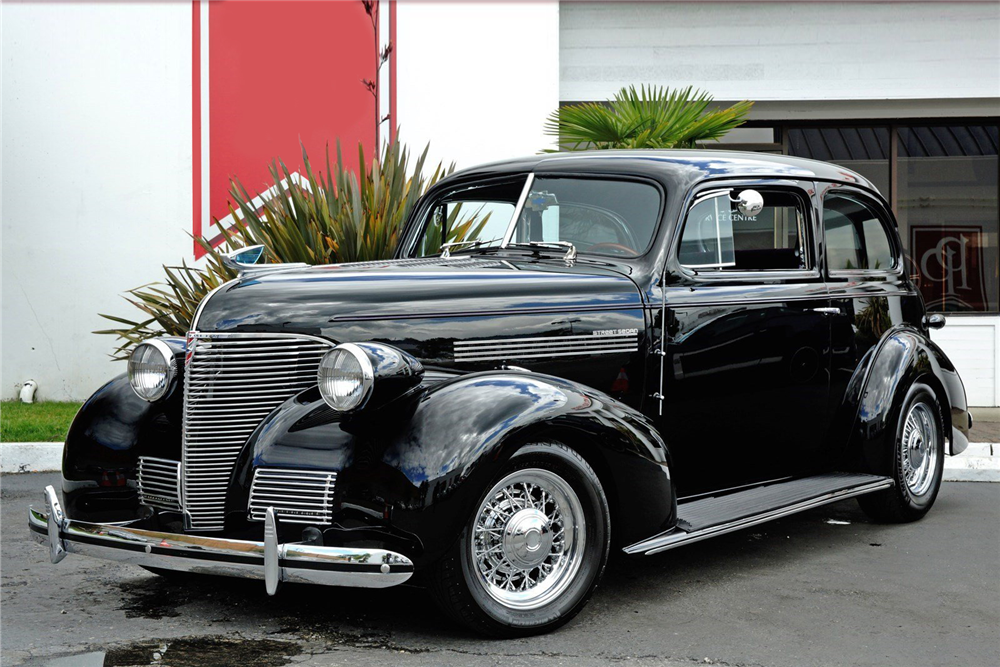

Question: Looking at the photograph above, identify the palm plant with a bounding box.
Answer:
[96,138,451,359]
[545,85,753,151]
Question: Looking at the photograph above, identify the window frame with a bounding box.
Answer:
[672,180,820,282]
[402,172,667,261]
[399,174,530,259]
[819,185,903,279]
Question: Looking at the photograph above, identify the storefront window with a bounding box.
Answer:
[786,127,891,197]
[897,125,998,313]
[783,122,999,313]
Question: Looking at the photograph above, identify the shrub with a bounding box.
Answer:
[97,138,451,359]
[545,85,753,151]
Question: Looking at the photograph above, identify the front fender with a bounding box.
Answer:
[61,372,183,520]
[841,326,970,475]
[231,371,675,567]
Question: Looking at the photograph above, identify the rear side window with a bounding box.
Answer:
[678,189,810,271]
[823,193,897,272]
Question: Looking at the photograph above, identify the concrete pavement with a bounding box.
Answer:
[2,472,998,667]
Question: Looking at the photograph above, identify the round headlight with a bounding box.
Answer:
[128,340,176,402]
[318,344,374,411]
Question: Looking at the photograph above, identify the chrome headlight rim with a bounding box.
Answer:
[318,343,375,412]
[127,339,177,402]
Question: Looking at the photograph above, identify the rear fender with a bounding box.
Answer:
[840,326,969,475]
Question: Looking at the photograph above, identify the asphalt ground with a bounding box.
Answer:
[2,472,997,667]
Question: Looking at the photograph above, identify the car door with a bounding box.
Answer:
[653,181,835,496]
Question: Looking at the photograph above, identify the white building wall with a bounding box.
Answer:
[560,2,1000,102]
[395,1,560,169]
[932,318,1000,409]
[1,2,192,400]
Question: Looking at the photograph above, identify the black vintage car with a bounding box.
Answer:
[30,151,971,636]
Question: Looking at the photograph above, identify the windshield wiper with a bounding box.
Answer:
[440,237,503,258]
[502,241,578,264]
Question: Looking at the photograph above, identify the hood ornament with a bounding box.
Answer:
[222,244,308,278]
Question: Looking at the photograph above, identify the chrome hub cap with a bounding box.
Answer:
[471,468,585,610]
[503,508,553,569]
[901,403,938,497]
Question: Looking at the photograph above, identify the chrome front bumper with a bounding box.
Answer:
[28,486,413,593]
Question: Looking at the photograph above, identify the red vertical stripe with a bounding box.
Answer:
[390,0,397,142]
[191,0,202,257]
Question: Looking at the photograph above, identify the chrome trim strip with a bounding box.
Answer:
[28,490,413,590]
[189,278,239,333]
[623,478,893,556]
[454,331,639,362]
[454,332,636,347]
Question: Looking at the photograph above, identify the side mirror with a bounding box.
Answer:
[734,189,764,217]
[923,314,946,330]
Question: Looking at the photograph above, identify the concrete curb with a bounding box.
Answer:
[943,443,1000,482]
[2,441,998,480]
[1,442,62,474]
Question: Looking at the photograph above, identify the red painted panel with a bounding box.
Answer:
[195,0,375,255]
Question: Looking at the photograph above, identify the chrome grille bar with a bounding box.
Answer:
[248,468,337,525]
[182,333,333,531]
[137,457,181,511]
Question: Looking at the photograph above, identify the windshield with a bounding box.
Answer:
[411,175,662,259]
[413,178,525,257]
[510,177,661,258]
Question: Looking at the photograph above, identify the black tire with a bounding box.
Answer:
[429,442,610,637]
[858,382,945,523]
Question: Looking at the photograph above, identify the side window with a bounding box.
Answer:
[823,193,897,272]
[678,189,810,271]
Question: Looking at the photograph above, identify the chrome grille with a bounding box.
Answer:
[248,467,337,525]
[137,457,181,511]
[182,333,334,531]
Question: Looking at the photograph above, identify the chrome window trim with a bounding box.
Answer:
[675,183,817,279]
[500,173,536,248]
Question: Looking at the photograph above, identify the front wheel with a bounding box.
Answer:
[858,383,945,523]
[429,442,610,637]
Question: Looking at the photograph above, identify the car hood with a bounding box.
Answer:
[194,256,644,338]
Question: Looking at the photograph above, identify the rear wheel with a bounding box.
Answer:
[858,383,944,523]
[429,442,610,637]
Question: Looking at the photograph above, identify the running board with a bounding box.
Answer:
[624,472,893,556]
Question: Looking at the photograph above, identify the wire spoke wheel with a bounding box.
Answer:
[900,402,938,497]
[469,468,586,610]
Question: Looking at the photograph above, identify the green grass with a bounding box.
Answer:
[1,401,82,442]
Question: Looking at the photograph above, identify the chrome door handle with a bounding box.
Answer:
[812,307,842,315]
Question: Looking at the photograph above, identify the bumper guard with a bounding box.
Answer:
[28,485,414,593]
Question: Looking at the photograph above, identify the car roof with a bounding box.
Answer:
[438,149,881,198]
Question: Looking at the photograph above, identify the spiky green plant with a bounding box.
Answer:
[545,85,753,151]
[96,138,452,359]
